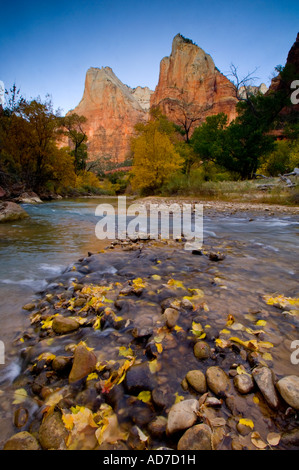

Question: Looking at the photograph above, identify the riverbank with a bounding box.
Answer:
[1,225,299,450]
[135,196,299,217]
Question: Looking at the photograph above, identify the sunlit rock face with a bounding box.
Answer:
[70,34,241,163]
[70,67,150,163]
[150,34,238,134]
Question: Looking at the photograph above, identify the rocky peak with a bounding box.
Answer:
[150,34,238,131]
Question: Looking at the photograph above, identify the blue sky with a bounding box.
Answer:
[1,0,298,114]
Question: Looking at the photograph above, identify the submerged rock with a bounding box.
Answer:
[177,424,212,450]
[233,374,255,395]
[124,362,156,394]
[3,431,40,450]
[166,399,199,434]
[193,341,211,360]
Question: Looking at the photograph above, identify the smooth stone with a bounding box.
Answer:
[52,355,72,372]
[206,366,231,397]
[38,411,68,450]
[68,343,97,383]
[252,366,279,409]
[52,315,80,334]
[148,416,168,438]
[22,303,36,311]
[193,341,211,360]
[276,375,299,410]
[166,399,199,434]
[186,370,207,394]
[177,424,212,450]
[163,308,179,328]
[3,431,40,450]
[233,374,255,394]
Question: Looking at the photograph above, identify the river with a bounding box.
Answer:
[0,197,298,448]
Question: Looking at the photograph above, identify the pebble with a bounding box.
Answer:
[185,370,207,394]
[163,308,180,328]
[206,366,231,397]
[233,374,255,394]
[193,341,211,360]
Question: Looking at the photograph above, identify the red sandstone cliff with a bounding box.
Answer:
[70,67,152,163]
[69,35,240,163]
[150,34,238,136]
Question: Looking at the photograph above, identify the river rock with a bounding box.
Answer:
[17,192,43,204]
[252,366,279,409]
[0,201,29,223]
[148,416,168,438]
[124,362,156,394]
[52,315,80,335]
[233,374,255,394]
[276,375,299,410]
[38,411,68,449]
[163,307,180,328]
[166,399,199,434]
[177,424,212,450]
[52,355,73,373]
[68,343,97,383]
[206,366,231,397]
[193,341,211,360]
[3,431,40,450]
[185,370,207,394]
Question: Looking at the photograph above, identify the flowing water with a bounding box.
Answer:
[0,197,298,448]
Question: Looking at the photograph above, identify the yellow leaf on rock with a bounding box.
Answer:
[256,320,267,326]
[156,343,163,354]
[239,418,254,430]
[226,314,235,326]
[86,372,98,382]
[13,388,28,404]
[167,279,185,289]
[118,346,133,358]
[236,365,251,376]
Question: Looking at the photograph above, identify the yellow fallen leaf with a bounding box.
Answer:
[236,365,251,376]
[253,396,260,405]
[220,329,231,335]
[156,343,163,354]
[118,346,133,358]
[174,392,184,404]
[13,388,28,404]
[256,320,267,326]
[151,274,161,281]
[262,352,273,361]
[149,359,159,374]
[137,391,152,403]
[37,352,56,363]
[86,372,98,382]
[239,418,254,430]
[167,279,185,289]
[215,338,231,348]
[188,288,204,297]
[95,404,128,446]
[226,314,235,326]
